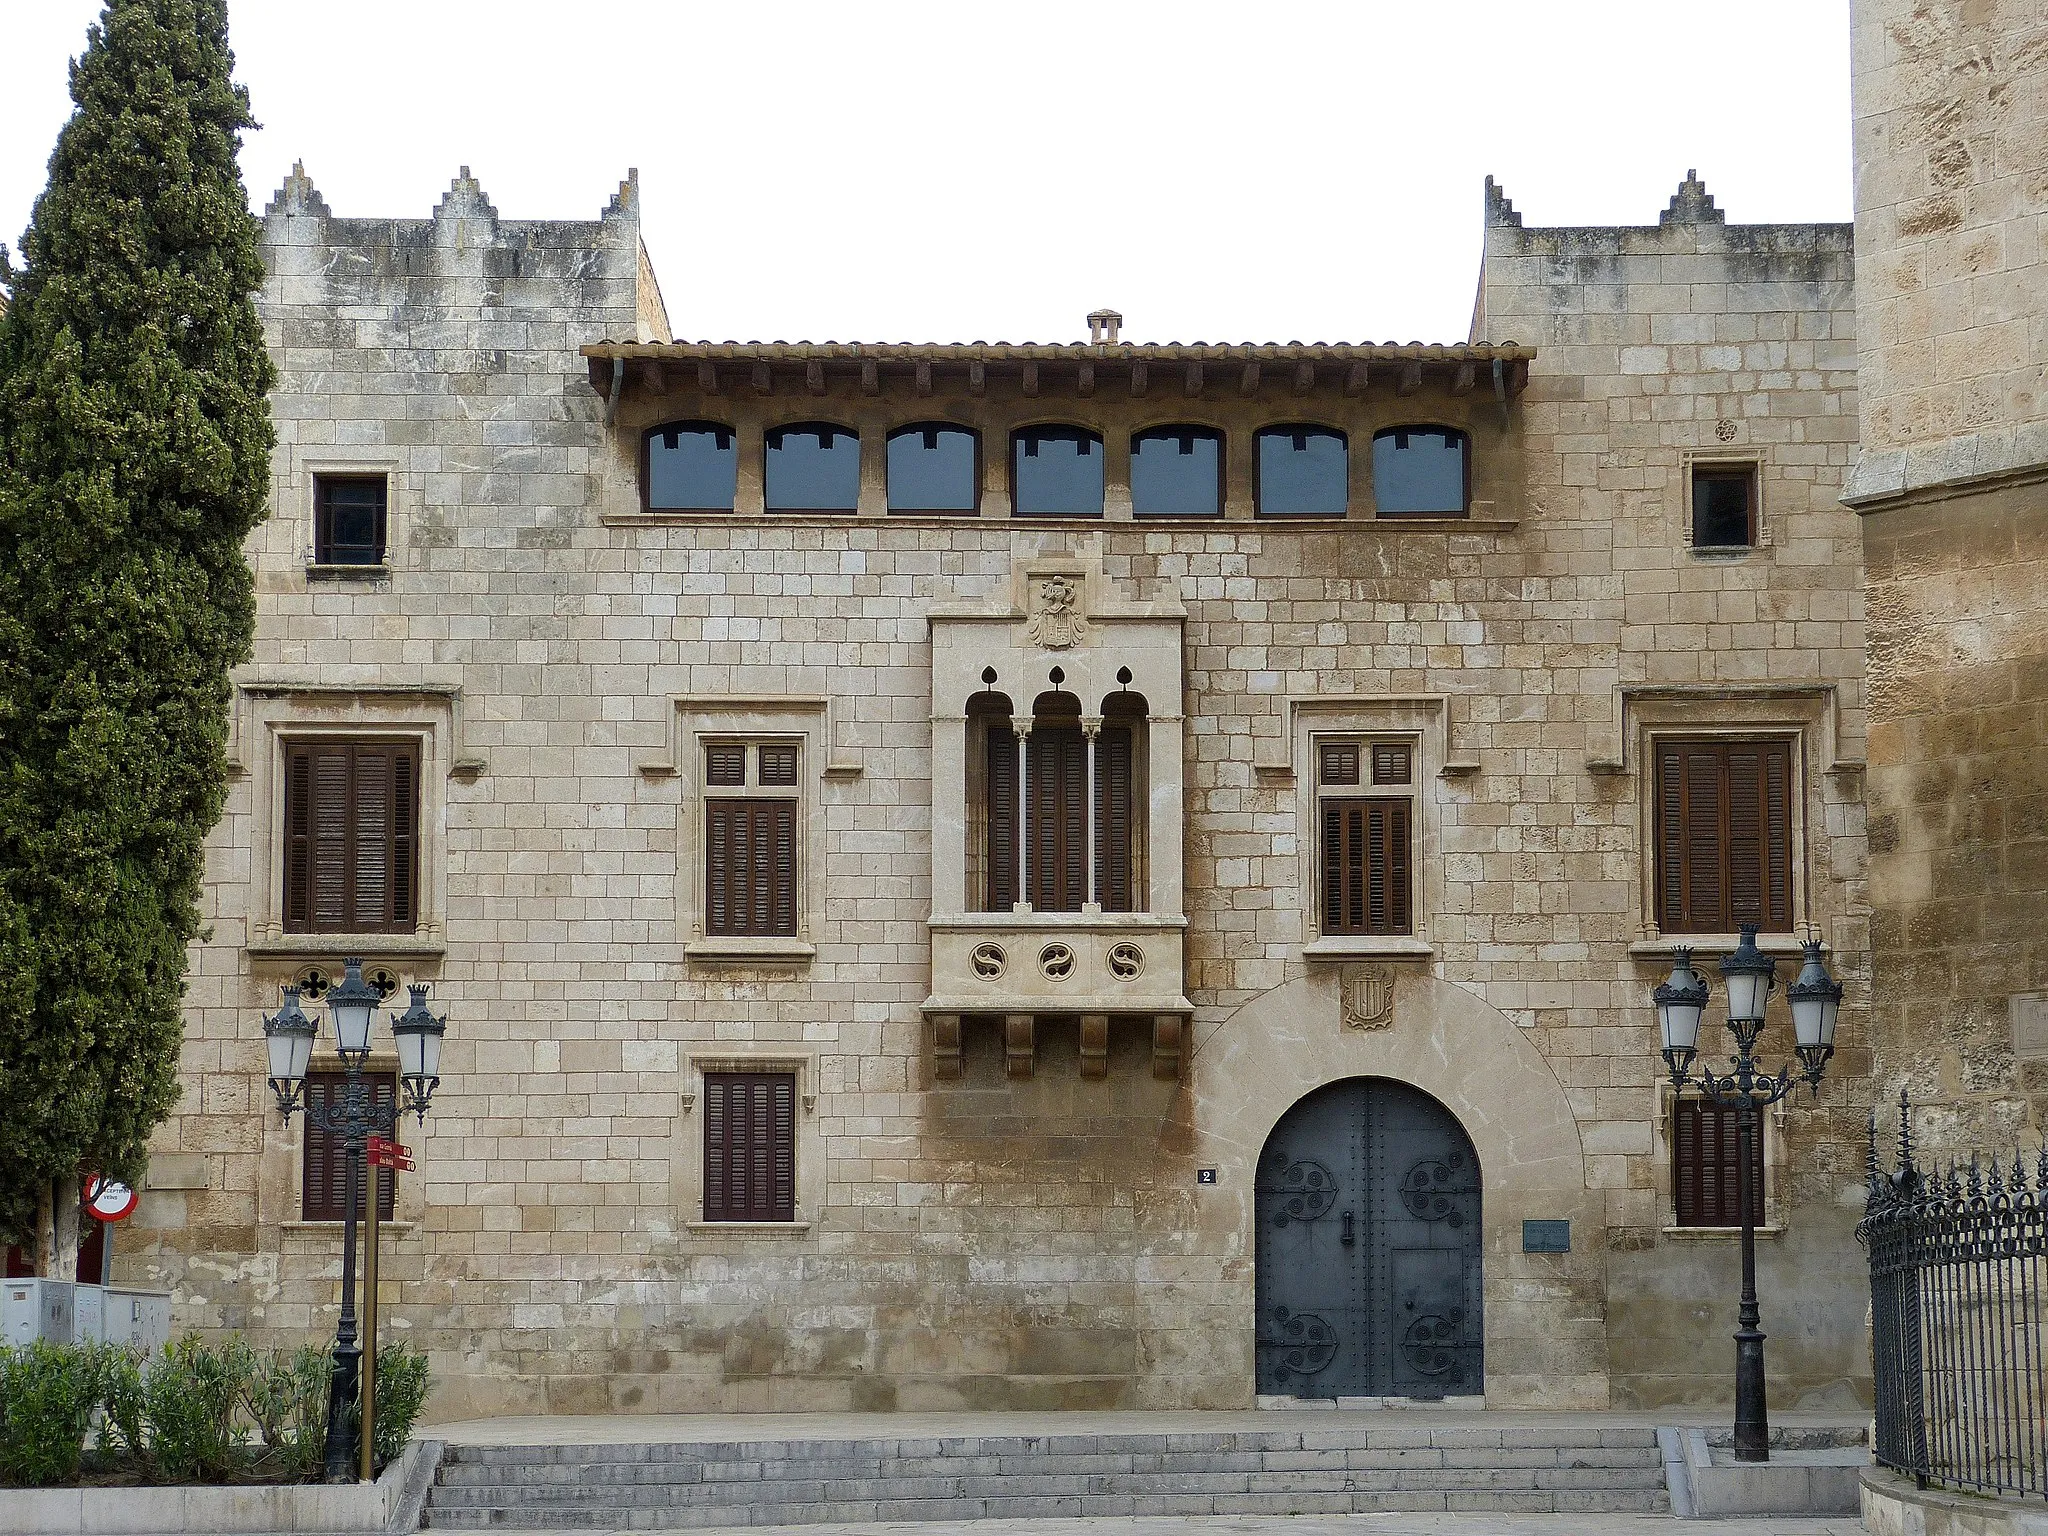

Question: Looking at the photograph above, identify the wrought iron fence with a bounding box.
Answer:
[1860,1090,2048,1498]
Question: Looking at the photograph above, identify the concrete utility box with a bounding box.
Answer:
[101,1287,172,1351]
[2,1278,76,1346]
[70,1282,104,1345]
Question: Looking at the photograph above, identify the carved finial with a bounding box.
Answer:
[434,165,499,226]
[605,167,640,221]
[263,159,330,220]
[1484,175,1522,228]
[1661,168,1725,226]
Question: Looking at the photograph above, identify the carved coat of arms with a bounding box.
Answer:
[1024,575,1088,650]
[1344,964,1395,1031]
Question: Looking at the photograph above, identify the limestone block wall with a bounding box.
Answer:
[1845,0,2047,500]
[124,171,1873,1417]
[1849,0,2048,1156]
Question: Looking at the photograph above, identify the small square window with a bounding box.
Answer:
[758,744,799,786]
[1691,465,1756,548]
[1371,744,1412,785]
[314,475,388,565]
[1319,743,1361,786]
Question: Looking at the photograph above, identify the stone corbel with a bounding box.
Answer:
[1004,1015,1035,1079]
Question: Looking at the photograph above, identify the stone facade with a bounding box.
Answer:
[119,158,1876,1417]
[1848,0,2048,1151]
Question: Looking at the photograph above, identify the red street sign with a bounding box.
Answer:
[82,1174,138,1222]
[367,1137,414,1171]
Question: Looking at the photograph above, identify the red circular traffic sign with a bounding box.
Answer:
[83,1175,138,1223]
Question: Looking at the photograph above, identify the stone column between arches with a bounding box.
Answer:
[1185,968,1607,1409]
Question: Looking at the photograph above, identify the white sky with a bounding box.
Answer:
[1,0,1852,345]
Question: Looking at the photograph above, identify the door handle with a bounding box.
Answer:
[1341,1210,1355,1246]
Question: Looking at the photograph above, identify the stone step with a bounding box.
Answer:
[424,1425,1670,1526]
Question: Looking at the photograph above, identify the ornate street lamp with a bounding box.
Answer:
[263,957,449,1482]
[1653,924,1841,1463]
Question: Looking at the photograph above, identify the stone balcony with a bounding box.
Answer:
[922,912,1191,1081]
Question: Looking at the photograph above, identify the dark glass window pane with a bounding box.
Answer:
[1012,427,1104,516]
[1372,427,1468,515]
[1693,467,1754,547]
[887,424,978,512]
[1131,427,1222,516]
[765,422,860,511]
[646,423,737,511]
[316,477,386,563]
[1256,427,1348,516]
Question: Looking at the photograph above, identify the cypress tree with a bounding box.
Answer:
[0,0,273,1258]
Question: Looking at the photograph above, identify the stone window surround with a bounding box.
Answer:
[1651,1079,1787,1240]
[235,684,465,959]
[1679,447,1770,556]
[1618,688,1841,956]
[675,1048,822,1233]
[297,450,406,578]
[1284,696,1453,961]
[642,696,856,965]
[273,1048,431,1236]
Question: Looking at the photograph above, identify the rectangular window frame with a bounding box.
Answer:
[1683,453,1765,553]
[679,1050,820,1233]
[1651,736,1795,937]
[1657,1082,1785,1237]
[1313,734,1416,939]
[700,1071,798,1223]
[312,474,390,567]
[281,736,423,937]
[676,709,824,964]
[300,1070,398,1223]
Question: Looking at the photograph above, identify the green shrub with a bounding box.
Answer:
[140,1334,253,1482]
[371,1342,430,1471]
[0,1340,102,1486]
[246,1345,329,1482]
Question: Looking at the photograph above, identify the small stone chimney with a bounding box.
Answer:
[1087,308,1123,345]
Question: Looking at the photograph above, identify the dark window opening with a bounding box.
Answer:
[1372,426,1469,516]
[1673,1098,1764,1227]
[705,799,798,937]
[703,1072,796,1222]
[283,739,420,935]
[1011,426,1105,516]
[1131,425,1224,516]
[1692,464,1757,548]
[303,1072,398,1222]
[887,423,979,512]
[314,476,388,564]
[765,422,860,512]
[1255,426,1348,516]
[644,421,739,511]
[1654,738,1793,934]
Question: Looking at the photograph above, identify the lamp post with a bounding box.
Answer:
[264,958,447,1482]
[1653,923,1840,1463]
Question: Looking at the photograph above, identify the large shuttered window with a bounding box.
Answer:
[1654,739,1793,934]
[1316,738,1414,937]
[283,739,420,934]
[702,1072,796,1222]
[979,711,1137,914]
[702,741,800,937]
[302,1072,397,1222]
[1673,1098,1765,1228]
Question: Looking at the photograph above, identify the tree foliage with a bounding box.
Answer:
[0,0,273,1246]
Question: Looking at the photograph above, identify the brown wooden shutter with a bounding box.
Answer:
[1026,727,1087,911]
[1674,1098,1764,1227]
[301,1072,397,1222]
[1096,726,1134,912]
[984,724,1018,910]
[1657,740,1792,933]
[704,800,798,936]
[1322,799,1412,936]
[285,746,313,930]
[702,1072,795,1222]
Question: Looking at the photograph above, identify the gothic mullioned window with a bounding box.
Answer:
[972,689,1144,912]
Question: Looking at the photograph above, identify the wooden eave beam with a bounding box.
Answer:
[1129,361,1149,397]
[860,360,879,395]
[1398,361,1423,396]
[805,359,826,395]
[697,360,720,394]
[1183,361,1204,397]
[1450,361,1476,395]
[1239,362,1261,397]
[1345,362,1369,396]
[1077,362,1095,397]
[751,361,773,396]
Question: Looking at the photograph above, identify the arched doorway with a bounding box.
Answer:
[1255,1077,1482,1399]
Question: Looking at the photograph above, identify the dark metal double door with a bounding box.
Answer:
[1256,1078,1482,1398]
